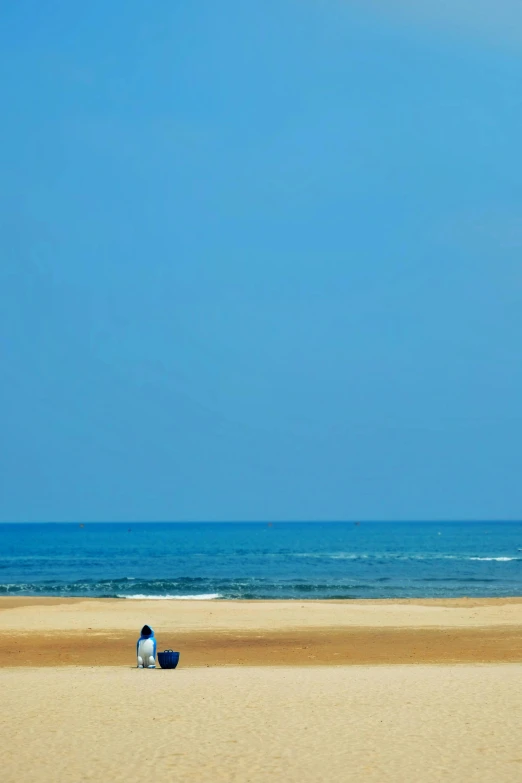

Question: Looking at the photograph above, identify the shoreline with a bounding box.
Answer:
[2,595,522,605]
[2,596,522,667]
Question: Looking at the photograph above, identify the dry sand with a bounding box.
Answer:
[2,665,521,782]
[1,598,521,781]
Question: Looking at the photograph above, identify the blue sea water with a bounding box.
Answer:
[0,522,521,599]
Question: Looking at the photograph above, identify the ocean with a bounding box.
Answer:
[0,522,521,600]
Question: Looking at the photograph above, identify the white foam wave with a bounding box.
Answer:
[117,593,221,600]
[294,553,366,560]
[468,557,516,562]
[294,552,521,562]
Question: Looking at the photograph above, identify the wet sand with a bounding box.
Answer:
[1,597,521,667]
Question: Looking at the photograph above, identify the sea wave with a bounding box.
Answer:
[0,564,519,601]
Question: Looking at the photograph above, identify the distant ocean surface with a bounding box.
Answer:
[0,522,521,600]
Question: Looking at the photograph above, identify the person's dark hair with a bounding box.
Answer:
[141,625,152,637]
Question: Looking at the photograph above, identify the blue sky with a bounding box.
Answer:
[1,1,521,521]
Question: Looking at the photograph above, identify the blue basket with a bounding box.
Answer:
[157,650,180,670]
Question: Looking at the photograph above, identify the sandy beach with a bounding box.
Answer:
[1,598,521,781]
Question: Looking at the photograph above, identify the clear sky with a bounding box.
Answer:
[1,1,521,522]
